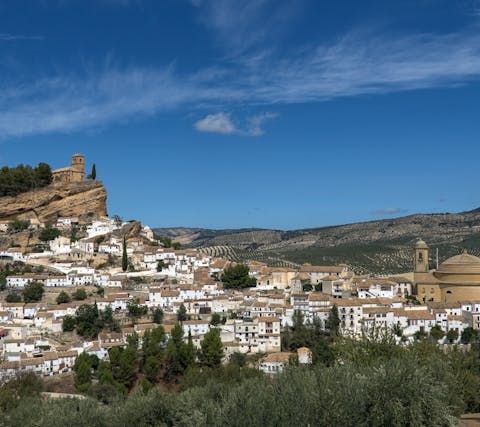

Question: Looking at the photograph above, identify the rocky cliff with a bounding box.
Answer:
[0,181,107,223]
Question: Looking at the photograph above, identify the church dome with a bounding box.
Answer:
[437,251,480,275]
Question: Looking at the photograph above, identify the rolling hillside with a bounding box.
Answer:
[154,209,480,274]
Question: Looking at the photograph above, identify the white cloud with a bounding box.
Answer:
[194,112,237,134]
[3,27,480,137]
[193,111,278,136]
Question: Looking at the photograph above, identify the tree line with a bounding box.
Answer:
[72,323,225,402]
[0,163,52,197]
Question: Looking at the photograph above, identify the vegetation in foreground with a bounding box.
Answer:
[2,333,480,426]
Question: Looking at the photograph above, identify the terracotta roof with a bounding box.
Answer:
[256,316,279,323]
[261,352,293,363]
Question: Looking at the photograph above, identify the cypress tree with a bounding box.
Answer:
[122,236,128,272]
[327,304,341,337]
[91,163,97,180]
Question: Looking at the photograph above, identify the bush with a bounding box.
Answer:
[72,288,87,301]
[8,218,30,232]
[56,291,71,304]
[0,372,43,413]
[6,292,22,303]
[39,225,61,242]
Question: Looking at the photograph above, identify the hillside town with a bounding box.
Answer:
[2,202,480,381]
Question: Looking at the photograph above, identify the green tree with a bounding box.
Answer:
[199,328,224,368]
[177,303,188,321]
[152,307,164,324]
[210,312,222,326]
[22,282,44,302]
[56,290,71,304]
[144,356,160,383]
[447,329,459,343]
[101,306,120,332]
[74,352,93,392]
[127,299,148,322]
[430,325,445,341]
[34,162,53,187]
[461,327,477,344]
[142,326,166,360]
[164,324,195,380]
[109,342,138,389]
[122,236,128,272]
[62,315,76,332]
[72,287,87,301]
[39,225,61,242]
[6,292,22,303]
[70,225,79,242]
[158,236,172,248]
[75,303,103,339]
[221,264,257,289]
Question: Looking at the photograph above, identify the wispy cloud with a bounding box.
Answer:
[246,112,278,136]
[190,0,276,54]
[372,208,409,216]
[0,33,44,41]
[3,27,480,137]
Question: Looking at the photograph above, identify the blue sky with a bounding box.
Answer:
[1,0,480,229]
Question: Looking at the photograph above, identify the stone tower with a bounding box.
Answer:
[414,239,429,273]
[71,153,85,182]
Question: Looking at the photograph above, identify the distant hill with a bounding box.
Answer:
[154,209,480,274]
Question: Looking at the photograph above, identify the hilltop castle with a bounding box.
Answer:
[52,153,85,184]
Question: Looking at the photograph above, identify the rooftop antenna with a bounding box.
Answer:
[436,248,439,270]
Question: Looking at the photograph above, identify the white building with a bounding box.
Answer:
[258,352,293,375]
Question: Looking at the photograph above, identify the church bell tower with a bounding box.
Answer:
[414,239,429,273]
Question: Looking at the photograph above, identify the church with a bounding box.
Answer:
[414,239,480,303]
[52,154,85,184]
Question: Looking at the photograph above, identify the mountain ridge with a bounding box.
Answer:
[154,208,480,274]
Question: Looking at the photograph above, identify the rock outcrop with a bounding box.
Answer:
[0,181,107,223]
